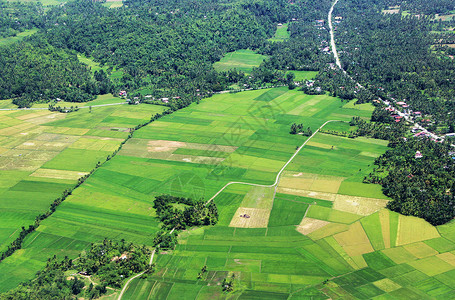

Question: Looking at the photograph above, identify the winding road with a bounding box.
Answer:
[117,249,156,300]
[206,120,342,204]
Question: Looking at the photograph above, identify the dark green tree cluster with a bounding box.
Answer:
[1,239,151,299]
[0,42,109,107]
[366,138,455,225]
[152,195,218,251]
[76,238,151,287]
[153,194,218,230]
[290,123,312,136]
[0,1,43,38]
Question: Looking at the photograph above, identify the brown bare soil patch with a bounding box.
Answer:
[229,207,271,228]
[296,218,330,235]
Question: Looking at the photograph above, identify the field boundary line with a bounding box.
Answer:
[206,120,342,204]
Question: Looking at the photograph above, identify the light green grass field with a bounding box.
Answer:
[268,23,290,42]
[213,49,267,74]
[286,70,319,81]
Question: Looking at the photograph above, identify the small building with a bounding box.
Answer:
[415,151,423,159]
[119,90,127,97]
[396,101,406,106]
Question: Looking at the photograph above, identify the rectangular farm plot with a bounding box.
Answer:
[395,214,440,246]
[333,221,375,257]
[119,139,234,165]
[42,148,111,172]
[69,136,123,152]
[268,198,309,227]
[296,218,329,235]
[30,169,88,181]
[334,195,388,216]
[229,207,271,228]
[240,186,275,210]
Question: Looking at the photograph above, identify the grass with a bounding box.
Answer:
[213,49,267,74]
[286,70,319,81]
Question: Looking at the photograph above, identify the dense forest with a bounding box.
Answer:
[0,0,335,107]
[365,139,455,225]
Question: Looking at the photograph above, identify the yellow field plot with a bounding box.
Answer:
[381,247,418,264]
[30,168,88,180]
[276,187,336,201]
[279,176,314,190]
[240,186,275,209]
[437,252,455,266]
[167,154,224,165]
[34,133,79,143]
[373,278,401,293]
[15,140,47,150]
[185,143,237,153]
[296,218,330,235]
[0,147,8,155]
[408,256,454,276]
[351,255,368,269]
[379,209,390,248]
[306,140,336,150]
[16,111,52,120]
[69,137,122,152]
[0,122,36,136]
[311,178,342,194]
[46,127,90,136]
[333,195,388,216]
[395,214,440,246]
[403,242,438,259]
[229,207,271,228]
[333,221,374,257]
[279,172,344,194]
[307,222,349,240]
[148,140,186,151]
[324,236,362,269]
[26,113,67,125]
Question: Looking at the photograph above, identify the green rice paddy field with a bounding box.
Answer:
[0,94,165,255]
[268,23,290,43]
[1,88,455,299]
[213,49,267,74]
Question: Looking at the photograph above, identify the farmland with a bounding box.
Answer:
[213,49,267,74]
[0,94,165,257]
[268,23,290,43]
[1,88,455,299]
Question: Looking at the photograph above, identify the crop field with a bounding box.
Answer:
[287,70,319,81]
[0,96,165,287]
[1,87,455,299]
[268,23,290,42]
[213,49,267,74]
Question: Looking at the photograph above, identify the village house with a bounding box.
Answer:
[415,151,423,159]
